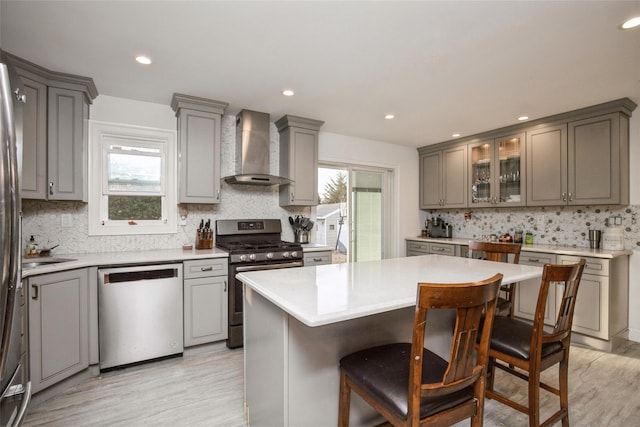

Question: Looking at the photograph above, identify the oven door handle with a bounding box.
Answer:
[235,261,303,272]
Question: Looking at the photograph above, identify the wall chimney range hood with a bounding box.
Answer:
[223,109,292,186]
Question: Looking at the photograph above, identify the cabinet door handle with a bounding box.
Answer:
[200,266,213,272]
[217,189,220,200]
[568,192,573,202]
[527,258,540,263]
[313,258,323,262]
[31,285,38,300]
[291,192,294,202]
[561,192,567,202]
[49,182,54,196]
[224,281,227,292]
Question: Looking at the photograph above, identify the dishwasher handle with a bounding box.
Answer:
[103,268,179,284]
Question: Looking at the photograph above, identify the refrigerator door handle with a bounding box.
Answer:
[14,381,32,425]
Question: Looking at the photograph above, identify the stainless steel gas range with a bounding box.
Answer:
[215,219,303,348]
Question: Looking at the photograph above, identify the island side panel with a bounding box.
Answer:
[286,308,457,426]
[244,286,288,427]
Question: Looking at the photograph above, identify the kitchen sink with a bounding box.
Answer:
[22,258,77,269]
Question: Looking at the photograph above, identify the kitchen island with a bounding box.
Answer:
[238,254,543,427]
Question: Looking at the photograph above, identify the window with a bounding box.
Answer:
[89,121,177,235]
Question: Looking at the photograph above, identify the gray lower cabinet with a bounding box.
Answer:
[171,94,228,204]
[28,268,89,394]
[183,259,229,347]
[303,251,332,266]
[11,53,97,201]
[515,252,629,351]
[513,251,557,325]
[276,115,324,206]
[406,241,457,257]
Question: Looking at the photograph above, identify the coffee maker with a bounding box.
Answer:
[426,217,452,238]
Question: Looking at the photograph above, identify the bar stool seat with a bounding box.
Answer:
[340,343,474,420]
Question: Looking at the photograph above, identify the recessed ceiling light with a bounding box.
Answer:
[452,133,461,138]
[135,56,152,65]
[282,89,294,97]
[621,16,640,29]
[518,116,529,121]
[385,114,395,120]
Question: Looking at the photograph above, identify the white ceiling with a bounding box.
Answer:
[1,1,639,148]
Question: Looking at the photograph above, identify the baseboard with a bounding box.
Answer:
[627,328,640,343]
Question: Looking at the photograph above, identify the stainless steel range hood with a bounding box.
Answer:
[223,109,291,186]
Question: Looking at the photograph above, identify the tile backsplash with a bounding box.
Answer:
[421,205,640,250]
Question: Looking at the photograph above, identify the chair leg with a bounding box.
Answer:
[559,353,570,427]
[472,375,485,427]
[528,368,540,427]
[486,357,496,393]
[338,370,351,427]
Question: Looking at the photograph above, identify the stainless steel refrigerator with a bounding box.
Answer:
[0,51,30,426]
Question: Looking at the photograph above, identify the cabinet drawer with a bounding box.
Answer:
[429,243,455,256]
[183,258,228,279]
[407,241,429,253]
[557,255,608,277]
[520,251,556,266]
[304,252,331,266]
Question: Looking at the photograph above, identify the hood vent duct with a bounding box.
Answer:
[223,109,292,186]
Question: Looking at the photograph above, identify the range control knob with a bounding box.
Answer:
[266,252,274,259]
[239,254,247,262]
[249,253,257,261]
[290,251,298,258]
[282,251,290,258]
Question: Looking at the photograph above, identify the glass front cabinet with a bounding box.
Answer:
[469,133,525,207]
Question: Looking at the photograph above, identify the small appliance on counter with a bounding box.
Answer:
[425,217,452,238]
[601,215,625,251]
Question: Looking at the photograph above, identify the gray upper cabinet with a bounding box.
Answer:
[527,111,630,206]
[9,53,97,201]
[419,98,635,209]
[48,87,89,201]
[469,133,525,207]
[276,115,324,206]
[171,94,228,204]
[419,144,467,209]
[526,124,568,206]
[20,76,47,199]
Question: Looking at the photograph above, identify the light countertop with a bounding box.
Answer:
[405,236,632,259]
[21,248,229,277]
[21,244,331,277]
[238,254,543,328]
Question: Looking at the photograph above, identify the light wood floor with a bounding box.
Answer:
[23,340,640,426]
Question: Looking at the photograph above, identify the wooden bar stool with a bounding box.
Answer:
[486,260,586,427]
[468,241,522,316]
[338,274,503,426]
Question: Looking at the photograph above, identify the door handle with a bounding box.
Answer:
[49,182,54,196]
[31,285,38,300]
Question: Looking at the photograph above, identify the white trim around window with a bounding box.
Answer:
[88,120,177,236]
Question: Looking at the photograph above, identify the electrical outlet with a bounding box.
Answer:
[537,215,545,229]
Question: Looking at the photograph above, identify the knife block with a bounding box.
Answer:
[196,230,213,249]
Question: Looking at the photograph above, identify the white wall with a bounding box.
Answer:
[319,132,419,259]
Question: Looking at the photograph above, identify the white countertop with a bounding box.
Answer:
[21,243,330,277]
[405,236,632,259]
[238,254,543,328]
[300,243,332,252]
[21,248,229,277]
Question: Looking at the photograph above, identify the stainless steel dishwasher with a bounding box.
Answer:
[98,264,183,370]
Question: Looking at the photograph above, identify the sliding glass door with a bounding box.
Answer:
[318,164,393,263]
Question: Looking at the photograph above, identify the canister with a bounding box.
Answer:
[601,227,624,250]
